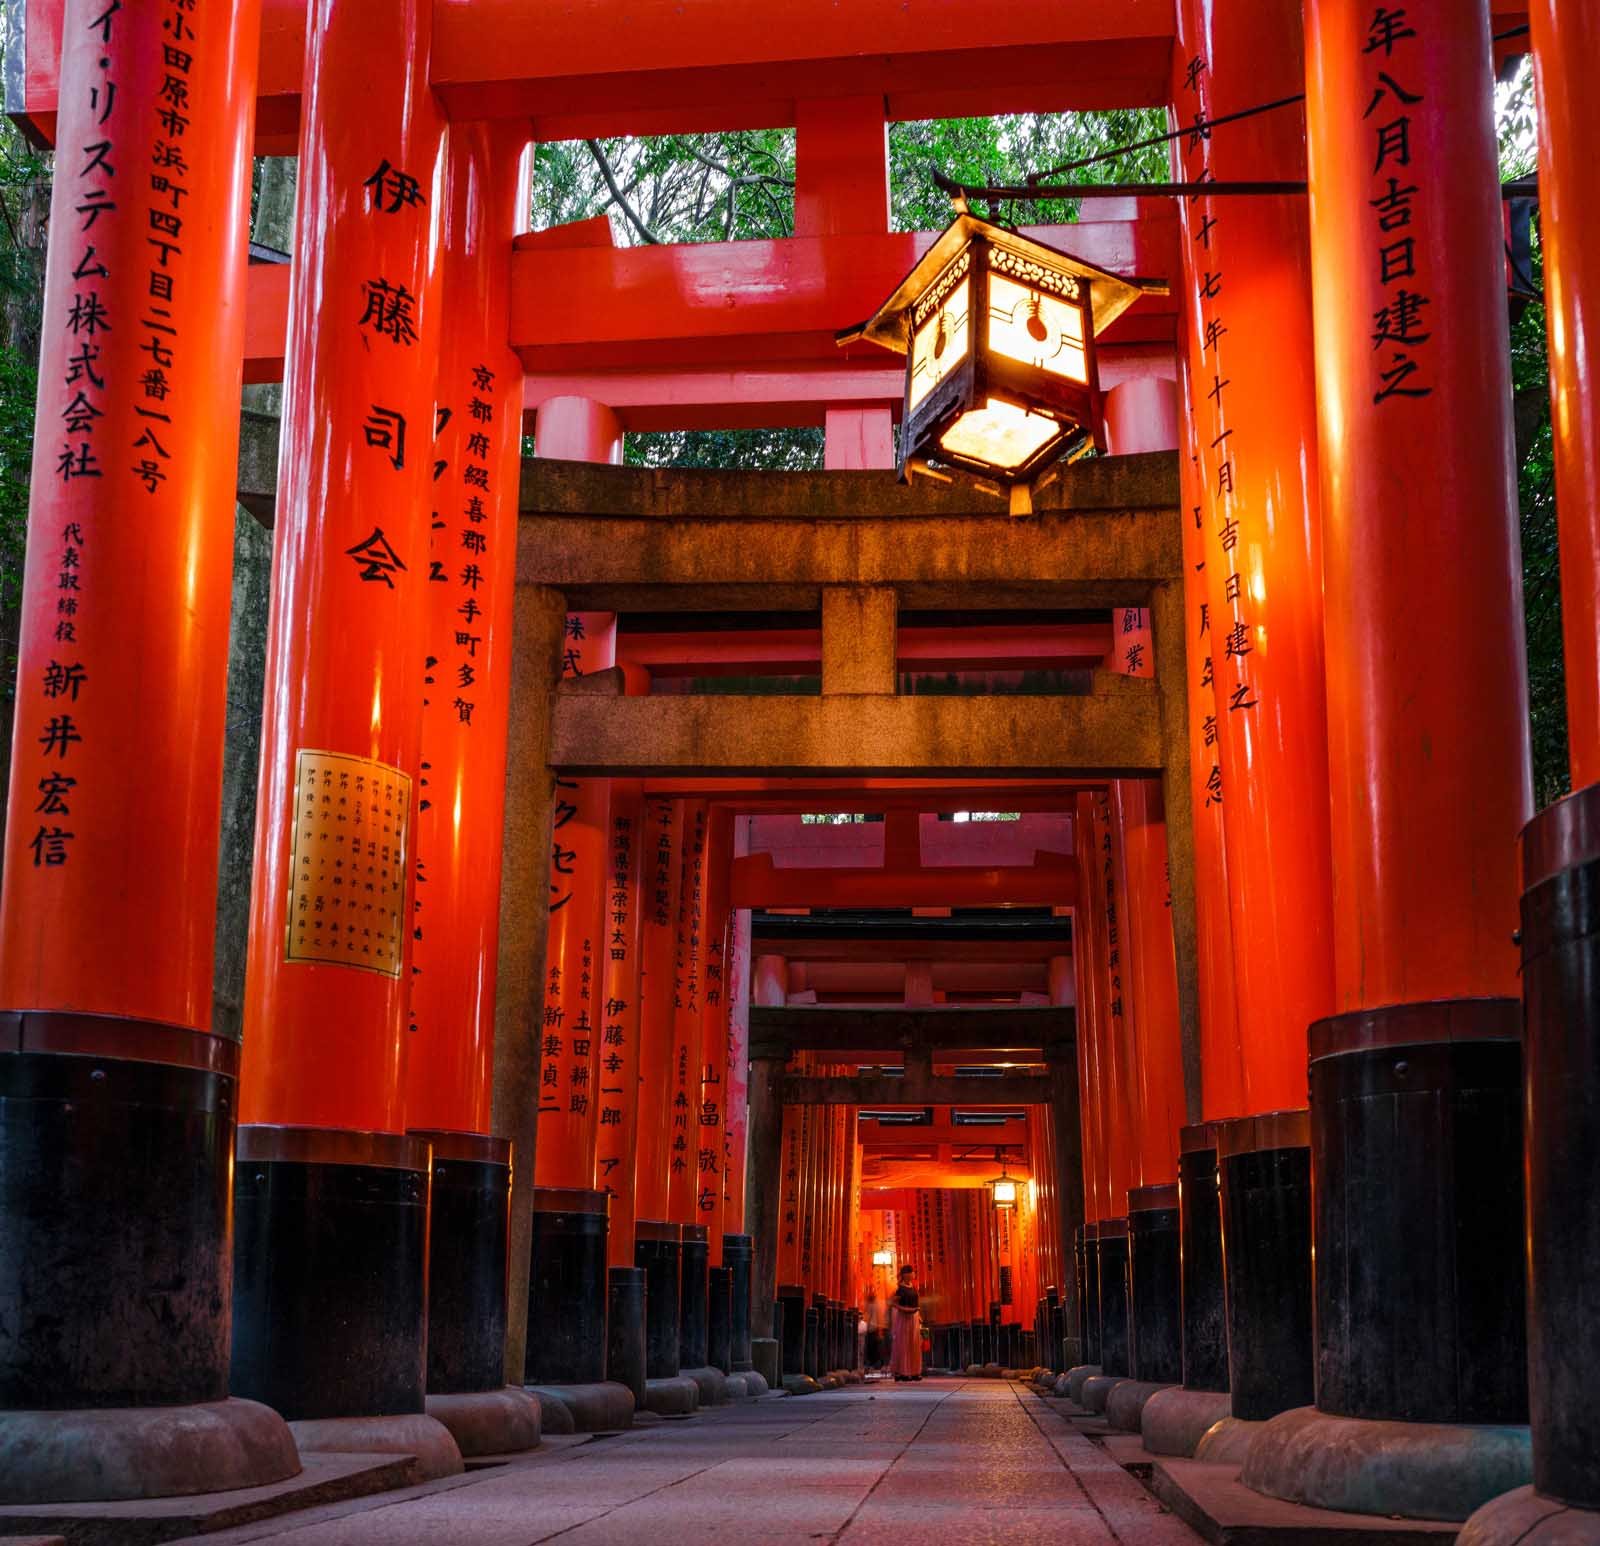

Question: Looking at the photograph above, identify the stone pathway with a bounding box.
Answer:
[184,1379,1203,1546]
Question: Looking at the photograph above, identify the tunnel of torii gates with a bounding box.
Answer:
[0,0,1597,1537]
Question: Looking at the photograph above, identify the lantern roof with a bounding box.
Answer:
[839,212,1165,355]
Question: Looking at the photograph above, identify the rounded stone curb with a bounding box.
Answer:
[1459,1486,1600,1545]
[1065,1364,1102,1402]
[1141,1387,1232,1457]
[289,1412,463,1483]
[1106,1380,1176,1433]
[0,1398,300,1505]
[1241,1406,1533,1523]
[642,1376,699,1416]
[425,1387,541,1457]
[1195,1415,1262,1465]
[1081,1374,1124,1414]
[525,1382,635,1433]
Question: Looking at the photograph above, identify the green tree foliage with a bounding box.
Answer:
[532,113,1166,471]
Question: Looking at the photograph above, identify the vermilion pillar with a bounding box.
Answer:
[634,797,687,1389]
[696,810,735,1258]
[1171,0,1335,1117]
[526,610,614,1386]
[401,119,541,1454]
[1249,0,1534,1496]
[1470,8,1600,1535]
[0,0,299,1502]
[722,870,756,1378]
[1530,3,1600,790]
[232,0,456,1468]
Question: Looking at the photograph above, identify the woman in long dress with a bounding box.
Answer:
[889,1265,923,1381]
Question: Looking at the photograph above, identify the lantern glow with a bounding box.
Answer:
[872,1247,893,1267]
[840,212,1162,490]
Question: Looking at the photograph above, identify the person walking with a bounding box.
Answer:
[889,1266,923,1381]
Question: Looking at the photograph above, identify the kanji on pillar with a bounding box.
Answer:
[0,0,300,1504]
[230,0,459,1475]
[401,118,541,1459]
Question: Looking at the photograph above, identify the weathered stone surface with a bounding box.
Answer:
[1082,1375,1125,1414]
[525,1382,635,1433]
[1106,1379,1176,1434]
[1142,1387,1232,1458]
[1195,1415,1263,1466]
[1242,1406,1533,1524]
[0,1399,299,1505]
[1066,1364,1103,1402]
[642,1376,700,1416]
[424,1387,541,1457]
[682,1367,729,1406]
[288,1413,463,1485]
[1460,1487,1600,1545]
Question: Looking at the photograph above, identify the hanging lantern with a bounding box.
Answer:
[872,1246,893,1268]
[840,212,1159,492]
[989,1147,1018,1211]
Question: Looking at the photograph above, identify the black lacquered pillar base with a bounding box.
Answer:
[804,1304,821,1377]
[636,1220,682,1380]
[1216,1112,1314,1421]
[1308,999,1526,1424]
[1179,1123,1228,1392]
[708,1266,733,1373]
[409,1130,511,1395]
[1097,1218,1132,1378]
[1521,788,1600,1512]
[0,1022,298,1504]
[679,1224,710,1370]
[233,1125,431,1420]
[607,1267,647,1408]
[723,1234,754,1371]
[526,1187,610,1385]
[1129,1184,1182,1385]
[778,1284,806,1376]
[1081,1223,1102,1365]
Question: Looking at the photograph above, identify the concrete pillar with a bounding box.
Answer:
[0,0,301,1503]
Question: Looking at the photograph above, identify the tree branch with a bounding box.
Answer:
[584,138,660,244]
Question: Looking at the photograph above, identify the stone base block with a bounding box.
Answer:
[682,1366,728,1406]
[642,1376,700,1416]
[1460,1487,1600,1545]
[288,1413,463,1484]
[782,1375,821,1396]
[1052,1374,1074,1398]
[0,1398,300,1506]
[529,1390,576,1434]
[1152,1456,1460,1544]
[1082,1374,1125,1414]
[424,1387,541,1457]
[524,1383,635,1433]
[0,1452,416,1546]
[1242,1406,1533,1523]
[819,1373,845,1389]
[1066,1364,1103,1402]
[739,1369,771,1396]
[1195,1415,1264,1465]
[1142,1387,1233,1458]
[1107,1380,1177,1434]
[751,1338,780,1391]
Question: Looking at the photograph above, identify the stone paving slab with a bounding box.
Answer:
[170,1379,1208,1545]
[0,1454,413,1546]
[1149,1457,1461,1545]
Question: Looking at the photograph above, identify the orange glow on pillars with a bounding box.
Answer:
[0,0,260,1029]
[534,612,617,1190]
[776,1101,803,1285]
[1530,0,1600,789]
[722,897,752,1232]
[241,0,445,1130]
[596,781,646,1267]
[695,809,734,1260]
[1073,794,1109,1224]
[404,120,529,1135]
[1305,0,1531,1005]
[1178,436,1246,1121]
[1115,781,1186,1185]
[669,800,709,1223]
[1087,793,1139,1214]
[1170,0,1335,1112]
[633,796,681,1223]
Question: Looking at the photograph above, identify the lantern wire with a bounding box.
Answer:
[1016,23,1532,187]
